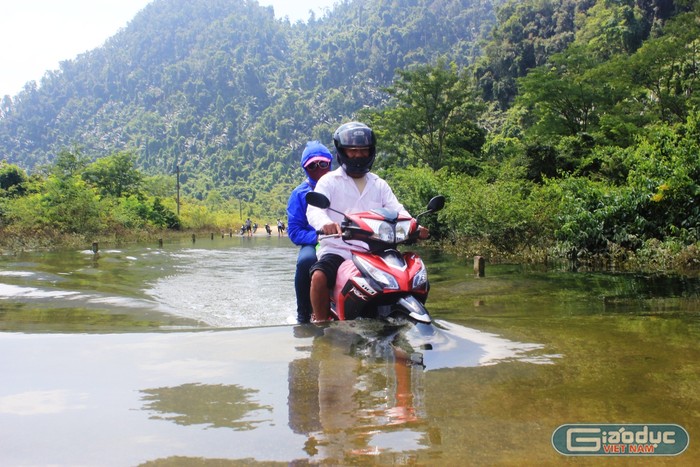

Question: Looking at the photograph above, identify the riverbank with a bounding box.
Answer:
[443,236,700,276]
[3,224,699,277]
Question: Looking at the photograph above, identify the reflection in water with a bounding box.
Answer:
[0,389,89,415]
[4,312,699,465]
[288,322,431,462]
[286,320,554,462]
[140,383,272,431]
[417,319,560,368]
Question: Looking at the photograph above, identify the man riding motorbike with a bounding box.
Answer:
[306,122,429,323]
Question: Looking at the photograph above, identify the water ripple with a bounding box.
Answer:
[146,246,298,327]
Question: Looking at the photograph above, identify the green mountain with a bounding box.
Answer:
[0,0,501,200]
[2,0,698,265]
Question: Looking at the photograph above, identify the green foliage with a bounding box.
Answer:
[515,46,606,139]
[1,150,182,239]
[573,0,647,59]
[473,0,587,109]
[150,198,181,229]
[142,174,176,198]
[82,152,143,198]
[0,161,28,197]
[382,166,446,237]
[367,59,486,173]
[110,196,151,229]
[50,149,89,180]
[109,195,181,230]
[7,174,104,235]
[438,174,552,253]
[179,203,216,230]
[625,10,700,123]
[547,111,700,255]
[513,4,700,151]
[549,177,649,255]
[624,113,700,241]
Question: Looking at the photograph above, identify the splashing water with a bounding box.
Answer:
[146,243,298,327]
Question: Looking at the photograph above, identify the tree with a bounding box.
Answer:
[0,161,27,197]
[149,197,181,229]
[574,0,647,59]
[82,152,143,198]
[369,58,484,172]
[51,148,89,180]
[473,0,585,109]
[0,95,12,118]
[516,46,604,139]
[626,11,700,123]
[41,174,103,234]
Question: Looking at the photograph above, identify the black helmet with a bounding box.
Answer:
[333,122,376,176]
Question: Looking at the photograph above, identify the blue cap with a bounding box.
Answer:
[301,141,332,168]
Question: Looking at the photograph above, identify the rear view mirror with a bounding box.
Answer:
[427,195,445,213]
[306,191,331,209]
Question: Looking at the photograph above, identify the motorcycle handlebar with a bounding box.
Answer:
[316,230,341,239]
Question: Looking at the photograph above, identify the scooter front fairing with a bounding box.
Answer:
[332,249,430,323]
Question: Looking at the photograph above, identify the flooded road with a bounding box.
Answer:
[1,236,699,465]
[0,236,298,332]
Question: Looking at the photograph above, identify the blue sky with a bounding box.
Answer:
[1,0,337,97]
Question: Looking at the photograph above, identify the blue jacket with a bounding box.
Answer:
[286,141,333,246]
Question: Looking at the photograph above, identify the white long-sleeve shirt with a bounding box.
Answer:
[306,168,409,260]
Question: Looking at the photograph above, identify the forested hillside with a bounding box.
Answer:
[1,0,699,271]
[0,0,499,200]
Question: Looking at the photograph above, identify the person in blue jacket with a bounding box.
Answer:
[286,141,333,323]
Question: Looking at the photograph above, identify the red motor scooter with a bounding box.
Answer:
[306,192,445,325]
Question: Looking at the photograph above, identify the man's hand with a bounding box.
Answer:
[321,222,342,235]
[417,225,430,240]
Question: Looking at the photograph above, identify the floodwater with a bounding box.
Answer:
[0,235,699,465]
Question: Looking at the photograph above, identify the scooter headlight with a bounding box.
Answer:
[355,256,399,290]
[364,219,395,242]
[412,261,428,290]
[363,219,413,243]
[395,220,411,242]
